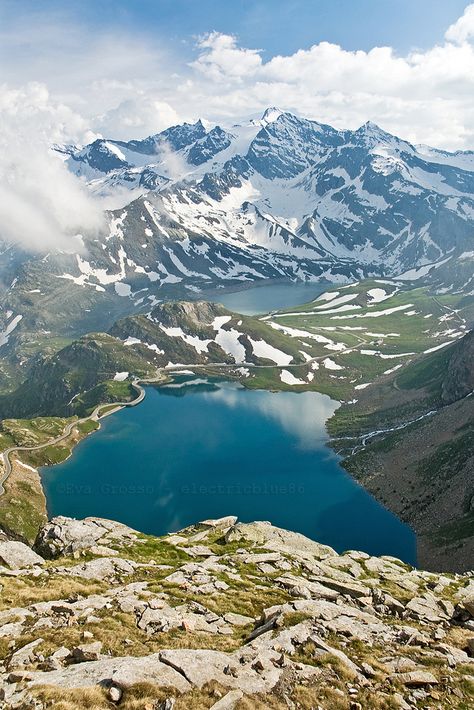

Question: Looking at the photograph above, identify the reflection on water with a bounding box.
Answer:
[41,379,416,564]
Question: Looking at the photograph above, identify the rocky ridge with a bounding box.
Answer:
[0,516,473,709]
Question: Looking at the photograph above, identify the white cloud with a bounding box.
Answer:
[95,96,181,140]
[0,83,104,252]
[445,3,474,44]
[190,32,262,82]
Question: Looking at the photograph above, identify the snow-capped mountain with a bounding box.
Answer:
[56,108,474,288]
[1,108,473,353]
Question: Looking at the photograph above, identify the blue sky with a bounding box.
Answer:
[1,1,474,149]
[1,0,469,55]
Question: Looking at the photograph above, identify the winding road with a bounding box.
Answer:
[0,380,145,496]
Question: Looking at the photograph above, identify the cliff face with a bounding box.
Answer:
[442,330,474,405]
[1,515,473,709]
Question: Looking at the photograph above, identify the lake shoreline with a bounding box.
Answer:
[39,378,417,564]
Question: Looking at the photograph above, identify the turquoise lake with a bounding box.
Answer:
[41,379,416,563]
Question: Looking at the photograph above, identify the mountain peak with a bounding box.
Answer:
[261,107,284,124]
[358,120,386,134]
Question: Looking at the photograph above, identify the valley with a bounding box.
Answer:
[0,109,473,576]
[0,277,472,572]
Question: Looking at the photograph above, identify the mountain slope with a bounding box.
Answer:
[329,330,474,571]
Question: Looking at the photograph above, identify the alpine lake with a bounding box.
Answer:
[41,282,416,564]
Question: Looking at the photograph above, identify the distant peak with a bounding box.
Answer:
[359,120,384,133]
[261,107,284,124]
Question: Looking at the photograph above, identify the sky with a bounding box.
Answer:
[1,0,474,250]
[1,0,474,147]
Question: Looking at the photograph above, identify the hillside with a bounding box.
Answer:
[0,515,473,710]
[329,331,474,572]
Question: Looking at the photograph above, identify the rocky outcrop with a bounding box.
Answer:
[34,515,139,559]
[441,330,474,405]
[0,541,44,570]
[1,516,473,709]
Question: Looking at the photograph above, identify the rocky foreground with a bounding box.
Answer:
[0,517,473,709]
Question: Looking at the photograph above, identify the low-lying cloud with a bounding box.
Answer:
[0,83,104,252]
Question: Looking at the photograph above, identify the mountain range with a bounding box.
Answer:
[1,108,473,380]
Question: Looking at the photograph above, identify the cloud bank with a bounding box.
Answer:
[0,84,103,252]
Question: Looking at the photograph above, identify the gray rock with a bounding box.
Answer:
[200,516,238,529]
[210,689,244,709]
[8,638,44,670]
[55,556,137,581]
[310,575,370,599]
[35,516,138,558]
[25,653,191,692]
[463,593,474,617]
[224,612,254,627]
[225,521,336,561]
[275,574,339,601]
[406,595,448,623]
[391,670,439,686]
[0,541,44,569]
[72,642,103,662]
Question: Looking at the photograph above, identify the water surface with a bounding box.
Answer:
[41,380,416,563]
[213,281,330,315]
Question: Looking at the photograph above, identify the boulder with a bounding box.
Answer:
[225,521,336,561]
[463,593,474,617]
[72,642,103,662]
[200,516,238,529]
[310,575,370,599]
[391,670,439,687]
[0,541,44,569]
[8,639,44,670]
[26,653,192,692]
[406,595,448,623]
[210,690,243,709]
[35,516,138,558]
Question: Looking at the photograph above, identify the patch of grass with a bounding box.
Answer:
[0,576,108,612]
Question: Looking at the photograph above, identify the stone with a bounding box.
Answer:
[200,516,238,529]
[0,541,44,569]
[56,556,137,581]
[463,593,474,617]
[434,643,469,666]
[406,595,447,623]
[26,653,191,692]
[275,575,339,601]
[8,638,44,670]
[361,662,377,678]
[392,671,439,687]
[310,576,370,599]
[108,684,123,702]
[72,641,103,662]
[225,522,336,561]
[50,647,71,663]
[210,689,243,709]
[35,516,138,559]
[224,612,254,627]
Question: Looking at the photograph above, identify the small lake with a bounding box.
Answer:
[41,380,416,563]
[211,281,330,315]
